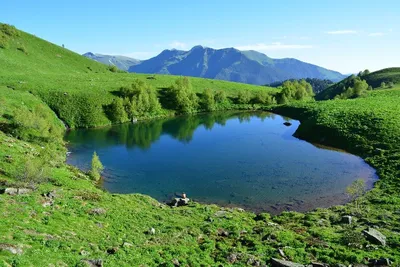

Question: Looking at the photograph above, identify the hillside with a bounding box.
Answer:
[316,68,400,100]
[269,78,335,94]
[83,52,141,71]
[0,24,276,128]
[87,46,346,85]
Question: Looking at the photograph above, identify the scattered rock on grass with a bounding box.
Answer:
[172,258,180,266]
[362,228,386,246]
[368,258,392,266]
[88,208,106,215]
[271,258,304,267]
[0,243,23,255]
[217,228,229,237]
[227,253,237,264]
[169,197,190,207]
[2,188,32,195]
[81,259,103,267]
[147,228,156,235]
[341,215,352,224]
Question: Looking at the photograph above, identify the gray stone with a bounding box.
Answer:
[363,228,386,246]
[0,243,23,255]
[169,197,190,207]
[271,258,305,267]
[369,258,392,266]
[172,258,180,266]
[227,253,237,264]
[341,215,352,224]
[4,188,18,195]
[81,259,103,267]
[217,228,229,237]
[148,228,156,235]
[88,208,106,215]
[214,210,227,217]
[17,188,32,195]
[312,263,329,267]
[122,242,133,248]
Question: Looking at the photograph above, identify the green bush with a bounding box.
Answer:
[201,88,216,111]
[108,98,128,123]
[214,90,227,103]
[237,90,252,104]
[89,151,104,181]
[166,77,199,114]
[108,65,118,73]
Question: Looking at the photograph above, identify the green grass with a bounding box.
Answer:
[0,26,277,128]
[1,23,400,265]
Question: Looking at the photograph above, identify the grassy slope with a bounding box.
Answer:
[317,68,400,100]
[0,29,276,128]
[1,24,400,265]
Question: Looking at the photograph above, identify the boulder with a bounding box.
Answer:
[341,215,352,224]
[148,228,156,235]
[271,258,305,267]
[217,228,229,237]
[312,263,329,267]
[88,208,106,215]
[81,259,103,267]
[0,243,23,255]
[227,253,238,264]
[169,197,190,207]
[363,228,386,246]
[2,188,32,195]
[172,258,180,266]
[368,258,392,266]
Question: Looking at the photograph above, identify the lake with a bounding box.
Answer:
[65,111,377,213]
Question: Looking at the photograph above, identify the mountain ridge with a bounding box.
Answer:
[84,46,346,84]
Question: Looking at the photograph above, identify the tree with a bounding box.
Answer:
[237,90,251,104]
[109,98,128,123]
[346,179,366,214]
[214,90,227,103]
[90,152,104,181]
[167,77,198,114]
[201,88,216,111]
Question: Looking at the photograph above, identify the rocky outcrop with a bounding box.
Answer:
[362,228,386,246]
[271,258,305,267]
[1,188,32,195]
[81,259,103,267]
[169,197,190,207]
[0,243,23,255]
[341,215,352,224]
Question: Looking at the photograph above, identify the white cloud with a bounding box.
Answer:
[326,30,357,35]
[169,41,187,49]
[235,42,313,51]
[368,32,384,37]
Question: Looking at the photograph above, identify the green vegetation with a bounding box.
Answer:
[90,152,104,181]
[269,78,334,94]
[1,23,400,265]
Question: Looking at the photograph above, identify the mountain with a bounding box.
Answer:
[126,46,346,85]
[83,52,141,71]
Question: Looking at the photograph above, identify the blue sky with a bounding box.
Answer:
[2,0,399,73]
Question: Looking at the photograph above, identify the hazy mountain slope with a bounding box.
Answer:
[83,52,141,71]
[128,46,346,84]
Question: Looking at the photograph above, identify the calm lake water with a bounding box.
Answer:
[65,111,377,213]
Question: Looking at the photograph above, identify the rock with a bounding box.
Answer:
[363,228,386,246]
[148,228,156,235]
[106,247,118,254]
[2,188,32,195]
[227,253,237,264]
[42,200,54,207]
[217,228,229,237]
[368,258,392,266]
[43,190,57,199]
[88,208,106,215]
[81,259,103,267]
[271,258,305,267]
[331,264,346,267]
[0,244,23,255]
[237,208,245,212]
[80,250,89,256]
[312,263,329,267]
[122,242,133,248]
[214,210,227,217]
[341,215,352,224]
[278,248,286,258]
[172,258,180,266]
[283,122,292,126]
[169,197,190,207]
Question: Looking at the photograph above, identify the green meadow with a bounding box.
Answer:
[1,23,400,266]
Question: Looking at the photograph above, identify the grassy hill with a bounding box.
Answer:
[316,68,400,100]
[0,24,276,128]
[2,23,400,265]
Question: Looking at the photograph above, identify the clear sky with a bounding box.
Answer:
[2,0,399,73]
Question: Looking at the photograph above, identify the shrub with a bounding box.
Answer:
[90,152,104,181]
[201,88,216,111]
[214,90,227,103]
[167,77,199,114]
[17,45,28,54]
[237,90,252,104]
[108,98,128,123]
[17,158,49,184]
[108,65,118,73]
[0,23,19,37]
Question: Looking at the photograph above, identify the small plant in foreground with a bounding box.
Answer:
[90,151,104,181]
[346,179,366,214]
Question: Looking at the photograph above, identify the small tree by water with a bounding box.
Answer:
[90,151,104,181]
[346,178,366,214]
